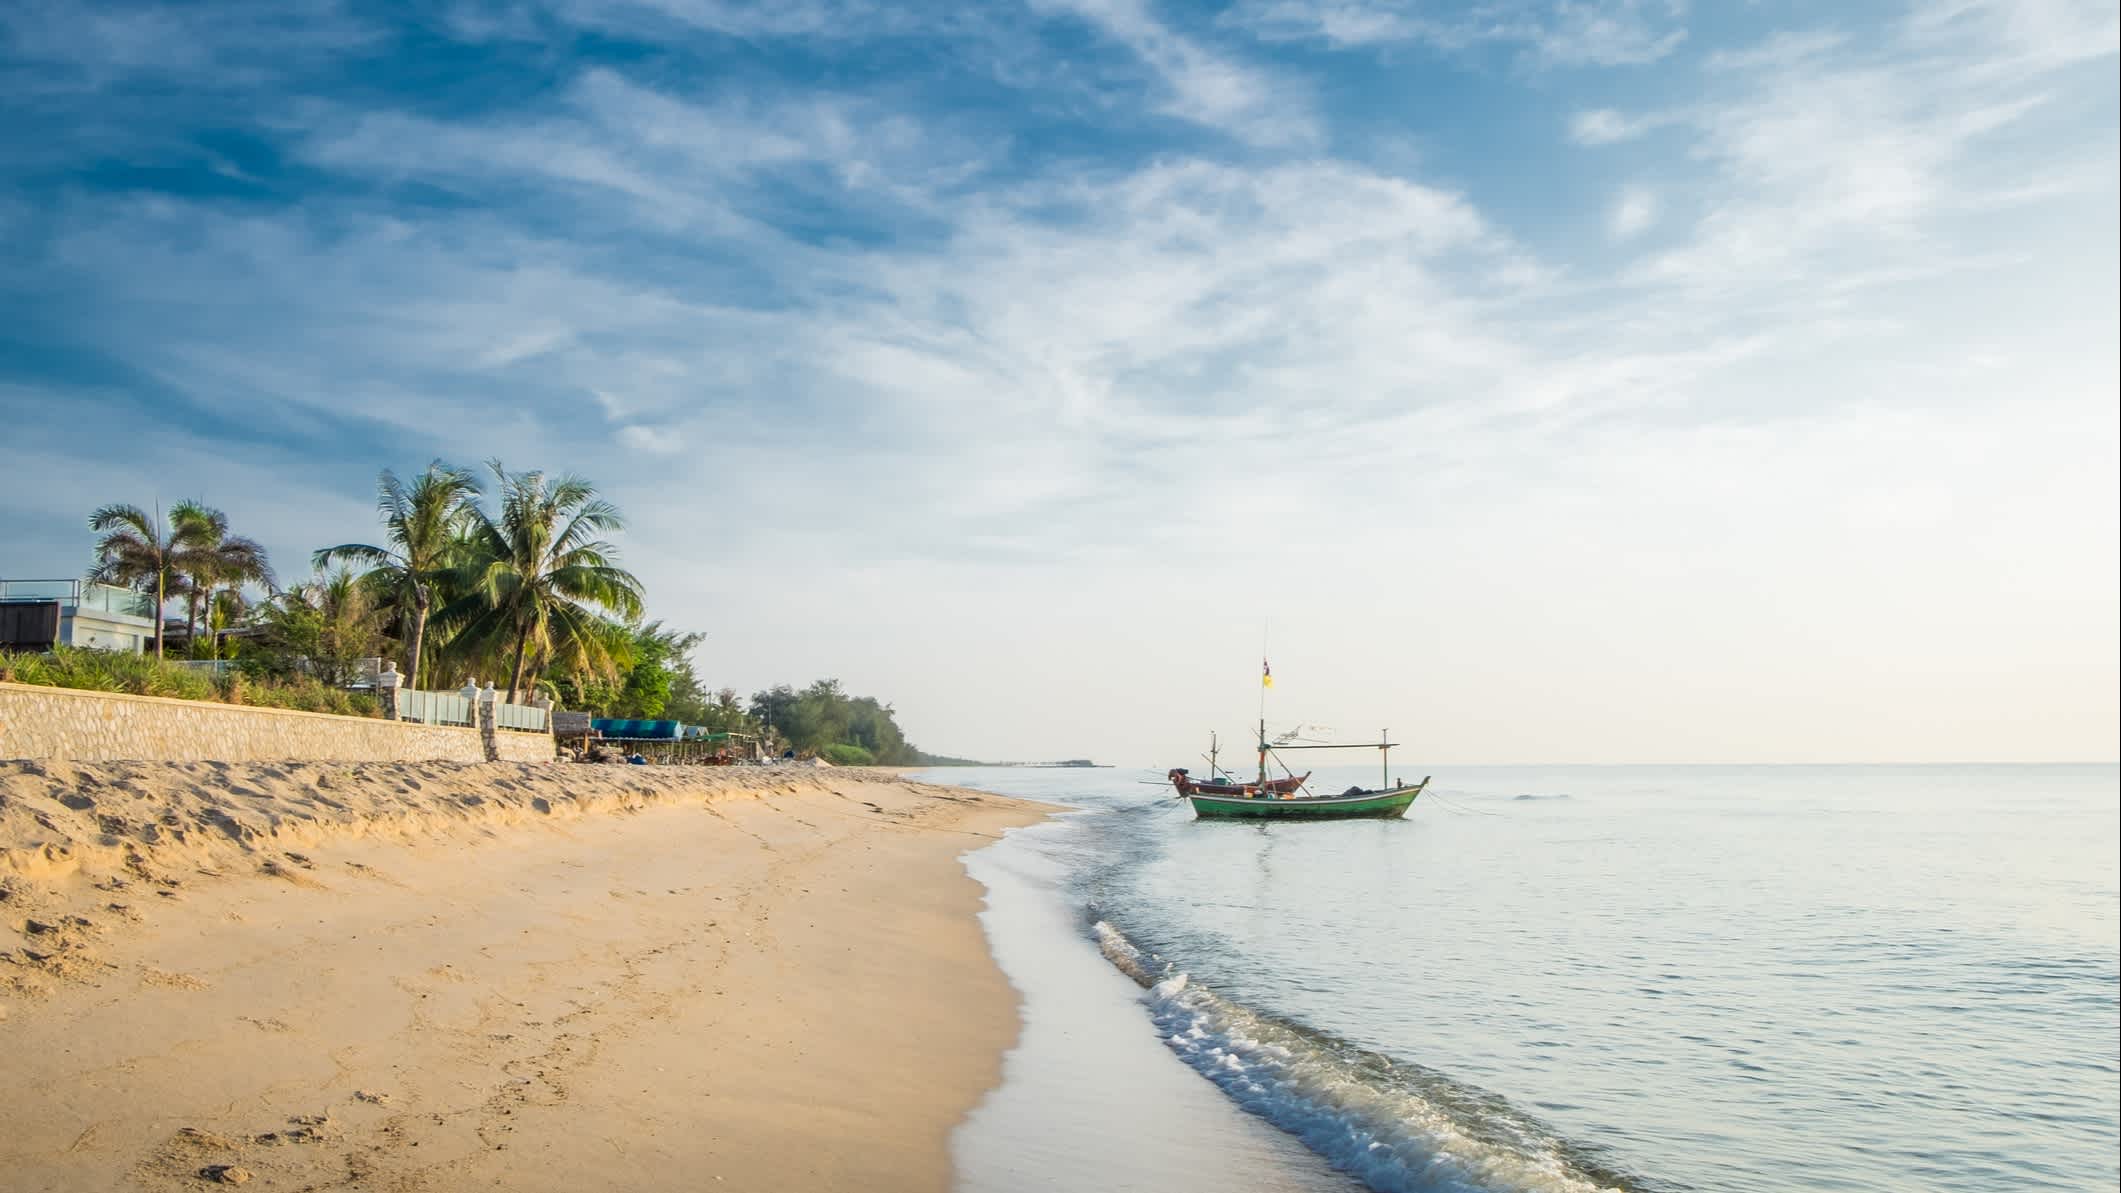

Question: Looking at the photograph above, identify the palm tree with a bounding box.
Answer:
[203,533,273,658]
[87,500,218,659]
[204,587,254,659]
[314,462,480,691]
[173,505,274,655]
[438,461,644,703]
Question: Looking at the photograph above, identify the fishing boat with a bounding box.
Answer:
[1170,696,1427,820]
[1182,774,1428,820]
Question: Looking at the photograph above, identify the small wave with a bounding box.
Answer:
[1512,794,1572,801]
[1092,921,1646,1193]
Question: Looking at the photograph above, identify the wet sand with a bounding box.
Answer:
[0,761,1049,1191]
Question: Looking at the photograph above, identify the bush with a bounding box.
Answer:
[820,742,876,766]
[2,646,216,701]
[237,675,380,718]
[4,647,379,718]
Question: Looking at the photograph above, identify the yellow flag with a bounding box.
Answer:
[1262,658,1273,688]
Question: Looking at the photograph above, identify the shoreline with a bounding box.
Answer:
[0,760,1053,1191]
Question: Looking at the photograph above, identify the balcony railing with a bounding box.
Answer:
[0,578,156,619]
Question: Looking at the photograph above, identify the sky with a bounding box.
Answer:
[1,0,2115,766]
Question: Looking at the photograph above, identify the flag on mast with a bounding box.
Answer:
[1262,657,1273,688]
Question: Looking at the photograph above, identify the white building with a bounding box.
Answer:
[0,578,160,654]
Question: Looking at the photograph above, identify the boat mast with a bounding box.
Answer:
[1257,633,1269,789]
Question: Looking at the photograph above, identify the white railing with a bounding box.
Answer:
[392,688,549,732]
[397,688,474,727]
[173,659,238,679]
[495,701,549,732]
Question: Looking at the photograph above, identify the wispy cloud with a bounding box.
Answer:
[1574,6,2115,297]
[1224,0,1688,66]
[1030,0,1317,145]
[0,0,376,89]
[1569,106,1671,144]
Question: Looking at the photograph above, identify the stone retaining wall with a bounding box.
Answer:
[493,727,553,764]
[0,682,553,764]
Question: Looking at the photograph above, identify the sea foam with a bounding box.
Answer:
[1094,921,1636,1193]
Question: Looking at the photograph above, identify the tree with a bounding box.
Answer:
[204,588,254,658]
[313,461,480,690]
[173,505,273,656]
[250,568,387,686]
[610,622,704,719]
[438,462,644,703]
[746,678,925,763]
[87,500,217,659]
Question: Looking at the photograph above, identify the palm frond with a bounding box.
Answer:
[314,542,403,572]
[88,503,155,537]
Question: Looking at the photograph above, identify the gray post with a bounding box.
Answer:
[377,659,401,721]
[478,681,500,762]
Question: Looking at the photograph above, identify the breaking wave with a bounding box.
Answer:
[1094,922,1653,1193]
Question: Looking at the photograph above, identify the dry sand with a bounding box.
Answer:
[0,759,1050,1192]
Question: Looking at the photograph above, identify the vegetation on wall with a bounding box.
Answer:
[1,647,379,717]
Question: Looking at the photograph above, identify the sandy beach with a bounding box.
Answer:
[0,760,1049,1192]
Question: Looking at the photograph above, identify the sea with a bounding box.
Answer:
[931,764,2120,1193]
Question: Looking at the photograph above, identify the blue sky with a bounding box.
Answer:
[2,0,2115,763]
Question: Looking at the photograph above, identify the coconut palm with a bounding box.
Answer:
[87,500,219,658]
[313,462,480,691]
[437,462,644,703]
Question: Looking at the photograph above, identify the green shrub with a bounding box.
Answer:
[1,646,215,700]
[238,675,379,717]
[4,647,378,718]
[820,742,876,766]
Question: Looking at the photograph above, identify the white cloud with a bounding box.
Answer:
[615,424,685,455]
[1570,107,1665,144]
[1607,185,1659,239]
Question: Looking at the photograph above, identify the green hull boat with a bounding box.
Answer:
[1174,663,1429,822]
[1186,777,1427,821]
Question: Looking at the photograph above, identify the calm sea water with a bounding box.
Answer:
[939,764,2120,1193]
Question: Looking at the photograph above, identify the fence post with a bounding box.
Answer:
[378,660,401,721]
[477,682,499,762]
